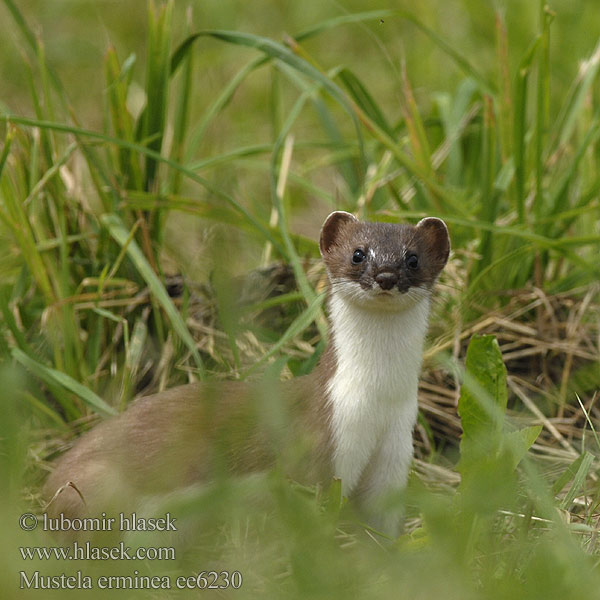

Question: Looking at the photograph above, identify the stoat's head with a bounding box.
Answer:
[319,211,450,311]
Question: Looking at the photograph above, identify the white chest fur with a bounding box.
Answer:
[327,290,430,498]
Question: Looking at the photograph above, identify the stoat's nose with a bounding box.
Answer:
[374,271,398,290]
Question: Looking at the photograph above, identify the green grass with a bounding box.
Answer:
[0,1,599,598]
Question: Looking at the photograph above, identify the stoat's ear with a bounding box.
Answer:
[319,211,358,256]
[416,217,450,268]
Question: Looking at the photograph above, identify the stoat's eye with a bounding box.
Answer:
[406,253,419,270]
[352,249,366,264]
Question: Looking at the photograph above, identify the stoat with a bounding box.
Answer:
[43,211,450,537]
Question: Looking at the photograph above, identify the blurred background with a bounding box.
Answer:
[4,0,600,118]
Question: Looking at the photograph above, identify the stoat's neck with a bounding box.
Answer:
[328,291,431,402]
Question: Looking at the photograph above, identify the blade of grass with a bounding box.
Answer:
[474,96,498,276]
[143,0,172,194]
[551,38,600,151]
[240,291,304,315]
[101,213,205,376]
[169,6,194,195]
[495,11,513,161]
[551,452,587,496]
[275,60,359,198]
[559,451,594,510]
[187,143,272,170]
[295,9,397,42]
[105,46,143,190]
[546,117,600,224]
[0,125,14,180]
[337,68,394,138]
[295,9,495,94]
[0,288,31,355]
[241,292,325,379]
[269,95,327,338]
[0,170,56,306]
[183,57,268,162]
[123,317,148,408]
[401,61,434,181]
[12,348,116,417]
[37,34,58,164]
[576,394,600,453]
[18,389,67,428]
[120,190,318,255]
[379,211,600,255]
[2,0,74,116]
[534,4,553,223]
[513,35,541,224]
[178,29,366,179]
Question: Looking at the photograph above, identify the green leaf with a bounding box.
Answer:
[295,10,396,42]
[0,124,14,181]
[559,451,595,510]
[457,336,542,501]
[552,38,600,149]
[551,453,587,496]
[143,0,172,193]
[12,348,117,417]
[504,425,542,469]
[337,68,394,137]
[105,46,142,190]
[458,334,508,443]
[457,334,509,485]
[513,35,541,224]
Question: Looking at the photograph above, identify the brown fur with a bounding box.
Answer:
[43,366,334,520]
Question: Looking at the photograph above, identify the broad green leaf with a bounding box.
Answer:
[504,425,542,470]
[458,334,507,443]
[458,334,508,484]
[458,336,542,493]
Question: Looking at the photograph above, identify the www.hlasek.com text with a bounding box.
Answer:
[20,541,175,561]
